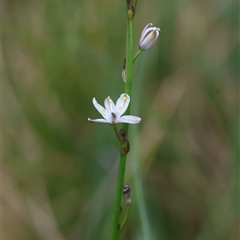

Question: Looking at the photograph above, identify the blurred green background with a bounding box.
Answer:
[3,0,239,239]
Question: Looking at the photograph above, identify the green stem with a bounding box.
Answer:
[125,18,133,98]
[124,18,134,134]
[119,205,132,234]
[133,49,142,64]
[112,125,123,144]
[111,153,127,240]
[111,16,134,240]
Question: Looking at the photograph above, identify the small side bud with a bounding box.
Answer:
[126,0,135,19]
[123,184,132,205]
[132,0,138,9]
[122,58,126,82]
[122,68,126,82]
[119,129,130,154]
[119,128,127,142]
[139,23,161,50]
[122,140,130,155]
[127,6,135,19]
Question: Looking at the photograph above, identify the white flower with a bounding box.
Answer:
[139,23,161,50]
[88,93,141,125]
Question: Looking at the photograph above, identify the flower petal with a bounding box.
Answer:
[116,93,130,116]
[140,23,153,39]
[92,98,107,119]
[104,96,116,114]
[88,118,110,123]
[118,115,141,124]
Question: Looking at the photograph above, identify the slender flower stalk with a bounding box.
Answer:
[111,4,135,239]
[125,20,134,99]
[119,184,132,233]
[119,206,131,233]
[133,49,142,63]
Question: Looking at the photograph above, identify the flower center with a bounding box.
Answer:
[111,112,116,119]
[111,112,117,124]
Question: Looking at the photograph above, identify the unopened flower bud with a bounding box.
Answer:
[119,128,127,142]
[122,140,130,155]
[139,23,161,50]
[119,129,130,154]
[122,58,126,82]
[126,0,135,19]
[123,184,132,205]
